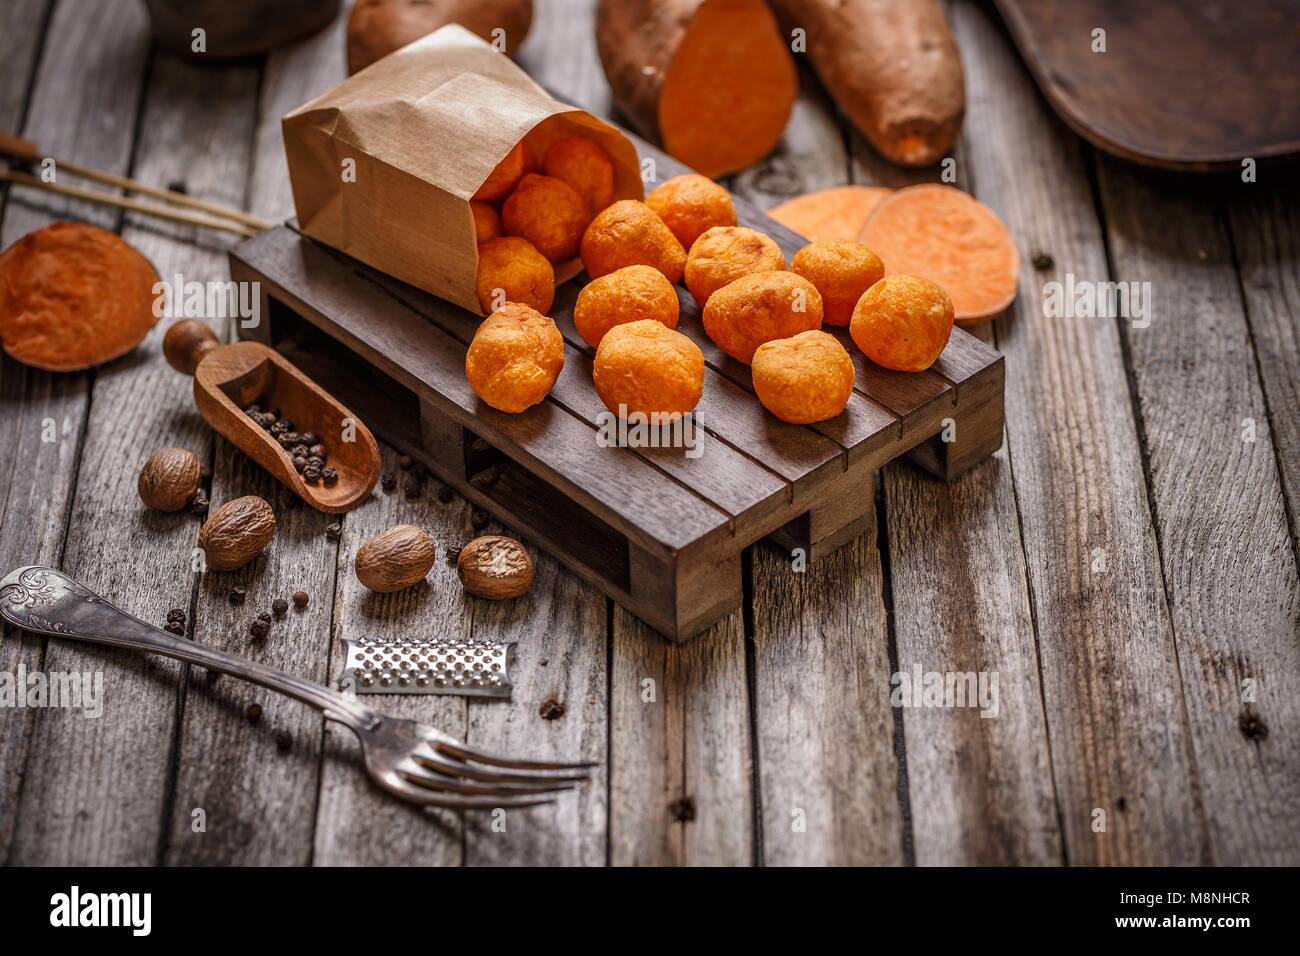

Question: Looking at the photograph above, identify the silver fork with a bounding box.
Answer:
[0,566,589,810]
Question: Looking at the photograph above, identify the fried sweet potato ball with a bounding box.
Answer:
[580,200,687,282]
[702,270,822,364]
[790,239,886,326]
[752,330,855,424]
[646,173,737,249]
[502,173,591,264]
[593,319,704,420]
[465,302,565,413]
[471,200,504,243]
[684,225,786,306]
[0,221,161,371]
[473,140,529,203]
[850,274,954,372]
[574,265,680,349]
[475,237,555,316]
[542,136,615,216]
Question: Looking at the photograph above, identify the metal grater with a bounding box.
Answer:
[340,638,516,698]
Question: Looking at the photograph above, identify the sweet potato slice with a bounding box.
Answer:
[766,185,893,242]
[768,0,964,167]
[858,184,1019,325]
[596,0,796,177]
[0,222,161,372]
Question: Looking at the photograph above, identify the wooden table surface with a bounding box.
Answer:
[1,1,1296,867]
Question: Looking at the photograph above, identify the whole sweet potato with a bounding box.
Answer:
[768,0,965,167]
[347,0,533,73]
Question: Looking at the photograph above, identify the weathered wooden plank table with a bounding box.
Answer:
[1,0,1296,866]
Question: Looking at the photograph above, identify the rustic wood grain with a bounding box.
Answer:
[609,608,753,865]
[13,45,262,865]
[950,1,1208,864]
[0,0,63,863]
[726,79,905,866]
[1095,160,1300,864]
[156,6,360,867]
[823,3,1064,863]
[313,447,468,865]
[750,537,904,864]
[462,514,609,866]
[2,0,166,866]
[246,8,347,222]
[164,443,337,866]
[1228,183,1300,560]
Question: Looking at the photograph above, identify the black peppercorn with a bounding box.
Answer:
[229,585,247,604]
[309,443,325,459]
[306,455,324,469]
[300,431,319,446]
[436,484,453,504]
[1032,253,1054,271]
[244,404,261,417]
[249,619,270,640]
[325,522,341,541]
[272,598,288,617]
[322,467,338,485]
[275,730,292,752]
[270,419,290,436]
[245,702,262,722]
[292,591,309,608]
[257,611,272,624]
[164,621,185,635]
[381,472,396,491]
[303,465,322,484]
[167,608,186,623]
[291,443,309,458]
[190,490,209,515]
[293,455,307,473]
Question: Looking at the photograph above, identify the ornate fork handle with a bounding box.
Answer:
[0,566,379,731]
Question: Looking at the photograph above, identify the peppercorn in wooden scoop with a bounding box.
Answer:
[163,320,381,513]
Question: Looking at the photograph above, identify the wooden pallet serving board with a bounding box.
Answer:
[228,139,1004,642]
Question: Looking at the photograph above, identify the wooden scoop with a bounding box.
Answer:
[164,320,381,513]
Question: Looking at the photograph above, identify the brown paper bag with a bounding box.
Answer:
[282,24,644,314]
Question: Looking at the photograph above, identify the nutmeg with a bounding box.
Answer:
[198,496,276,570]
[138,447,202,512]
[456,535,533,599]
[355,524,436,593]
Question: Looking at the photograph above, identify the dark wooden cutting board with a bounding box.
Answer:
[994,0,1300,170]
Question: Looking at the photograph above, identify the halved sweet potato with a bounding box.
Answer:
[595,0,797,177]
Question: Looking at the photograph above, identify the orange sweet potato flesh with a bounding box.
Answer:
[858,184,1019,325]
[596,0,797,177]
[0,222,161,372]
[767,186,893,242]
[347,0,533,73]
[768,0,964,167]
